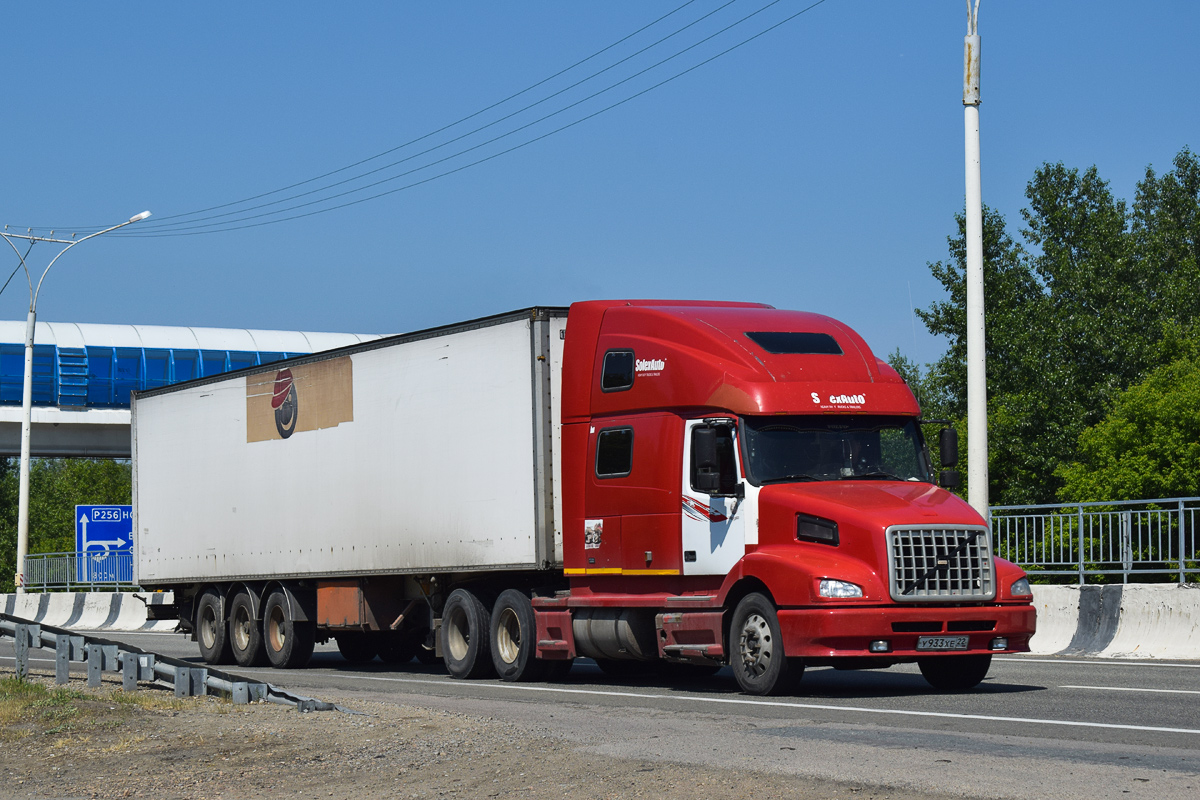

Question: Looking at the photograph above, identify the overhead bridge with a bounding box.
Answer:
[0,321,380,458]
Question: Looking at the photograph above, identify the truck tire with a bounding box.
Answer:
[729,593,801,696]
[263,590,315,669]
[441,588,494,679]
[490,590,545,682]
[336,632,379,663]
[918,654,992,691]
[195,590,234,665]
[229,591,269,667]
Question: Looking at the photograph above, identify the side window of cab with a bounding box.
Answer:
[601,350,634,392]
[595,427,634,478]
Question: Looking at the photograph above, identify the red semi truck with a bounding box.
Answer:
[133,301,1036,696]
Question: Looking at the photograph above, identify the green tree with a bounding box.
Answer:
[916,146,1200,506]
[0,458,132,592]
[1057,352,1200,501]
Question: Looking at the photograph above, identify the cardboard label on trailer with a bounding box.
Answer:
[245,356,354,442]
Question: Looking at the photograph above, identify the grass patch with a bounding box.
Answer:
[1,673,203,747]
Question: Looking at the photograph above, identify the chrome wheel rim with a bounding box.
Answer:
[268,606,286,652]
[496,608,521,665]
[739,612,773,678]
[232,606,252,651]
[445,606,470,661]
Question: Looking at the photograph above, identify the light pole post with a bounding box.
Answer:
[1,210,151,593]
[962,1,988,519]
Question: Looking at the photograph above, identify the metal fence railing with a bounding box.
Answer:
[990,497,1200,584]
[23,551,136,592]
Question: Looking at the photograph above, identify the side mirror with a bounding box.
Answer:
[693,427,720,493]
[939,428,959,468]
[939,469,961,489]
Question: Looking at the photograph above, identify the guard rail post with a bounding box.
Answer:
[1180,499,1187,585]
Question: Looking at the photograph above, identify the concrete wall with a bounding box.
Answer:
[0,592,176,632]
[1030,584,1200,659]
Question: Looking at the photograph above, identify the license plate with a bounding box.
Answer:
[916,635,969,651]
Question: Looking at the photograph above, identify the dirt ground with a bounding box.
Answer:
[1,671,968,800]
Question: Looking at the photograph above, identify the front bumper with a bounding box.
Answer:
[778,602,1036,659]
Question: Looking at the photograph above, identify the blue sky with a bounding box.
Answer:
[1,1,1195,368]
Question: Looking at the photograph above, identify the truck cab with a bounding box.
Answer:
[538,300,1035,695]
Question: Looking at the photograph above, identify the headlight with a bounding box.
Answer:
[819,578,863,598]
[1009,577,1032,597]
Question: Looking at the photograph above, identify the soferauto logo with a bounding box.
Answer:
[812,392,866,405]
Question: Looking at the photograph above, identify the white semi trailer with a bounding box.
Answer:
[133,309,567,668]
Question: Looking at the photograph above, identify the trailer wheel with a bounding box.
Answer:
[729,593,800,696]
[441,588,494,679]
[918,654,992,691]
[490,590,545,682]
[229,592,268,667]
[335,632,379,663]
[263,590,315,669]
[196,590,234,665]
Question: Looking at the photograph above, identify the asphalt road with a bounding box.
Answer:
[4,631,1200,799]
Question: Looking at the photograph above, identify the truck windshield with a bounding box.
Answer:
[741,415,930,485]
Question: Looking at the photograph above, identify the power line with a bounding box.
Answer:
[18,0,705,234]
[122,0,832,237]
[130,0,744,233]
[135,0,786,236]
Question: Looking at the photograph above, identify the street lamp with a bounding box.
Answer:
[1,210,151,594]
[962,1,988,518]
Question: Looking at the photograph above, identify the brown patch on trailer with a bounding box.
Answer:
[245,356,354,443]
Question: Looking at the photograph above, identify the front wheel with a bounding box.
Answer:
[918,654,992,691]
[729,593,801,696]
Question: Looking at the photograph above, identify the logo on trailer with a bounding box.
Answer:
[272,369,298,439]
[682,496,729,523]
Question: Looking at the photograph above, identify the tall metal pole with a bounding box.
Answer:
[963,1,988,518]
[2,211,150,593]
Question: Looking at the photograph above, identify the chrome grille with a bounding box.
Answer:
[886,526,995,603]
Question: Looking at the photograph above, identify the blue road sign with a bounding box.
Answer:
[75,505,133,583]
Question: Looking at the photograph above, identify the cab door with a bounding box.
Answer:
[681,419,746,575]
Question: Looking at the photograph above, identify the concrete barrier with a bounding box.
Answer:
[1028,584,1079,654]
[1,592,176,632]
[1030,583,1200,659]
[1102,584,1200,659]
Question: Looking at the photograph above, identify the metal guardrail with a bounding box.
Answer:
[24,551,136,592]
[0,613,353,712]
[991,496,1200,583]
